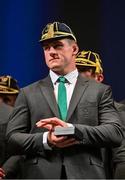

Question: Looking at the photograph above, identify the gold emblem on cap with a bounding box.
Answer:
[0,76,8,85]
[1,77,8,82]
[45,24,54,39]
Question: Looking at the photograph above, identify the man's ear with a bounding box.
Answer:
[72,44,79,55]
[97,74,104,82]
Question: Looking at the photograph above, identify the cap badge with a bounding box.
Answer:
[46,24,54,39]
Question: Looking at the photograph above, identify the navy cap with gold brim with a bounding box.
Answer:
[76,50,103,74]
[0,75,19,94]
[39,22,77,43]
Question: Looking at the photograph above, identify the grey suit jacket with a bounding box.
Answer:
[112,102,125,179]
[101,102,125,179]
[0,102,20,178]
[6,75,123,179]
[0,102,13,165]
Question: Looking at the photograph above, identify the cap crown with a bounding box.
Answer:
[40,22,76,42]
[76,50,103,74]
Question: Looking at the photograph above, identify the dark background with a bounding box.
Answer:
[0,0,125,101]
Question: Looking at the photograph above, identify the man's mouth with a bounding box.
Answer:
[49,58,59,62]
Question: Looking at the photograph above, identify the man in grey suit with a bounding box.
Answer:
[6,21,123,179]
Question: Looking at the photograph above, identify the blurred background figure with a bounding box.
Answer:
[0,75,19,107]
[0,75,19,178]
[75,50,104,82]
[76,50,125,179]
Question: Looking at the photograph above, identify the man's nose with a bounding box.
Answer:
[49,47,57,56]
[49,46,56,52]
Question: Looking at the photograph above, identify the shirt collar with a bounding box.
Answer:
[50,69,78,84]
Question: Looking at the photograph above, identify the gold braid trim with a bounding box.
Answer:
[0,85,19,94]
[41,31,76,42]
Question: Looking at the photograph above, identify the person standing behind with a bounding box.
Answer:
[75,50,104,82]
[0,75,19,165]
[75,50,125,179]
[0,75,20,178]
[6,22,122,179]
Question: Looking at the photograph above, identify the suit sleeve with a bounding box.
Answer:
[6,89,46,156]
[75,86,123,147]
[112,103,125,178]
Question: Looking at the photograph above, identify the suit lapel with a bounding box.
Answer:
[38,75,89,121]
[67,75,89,121]
[39,76,60,117]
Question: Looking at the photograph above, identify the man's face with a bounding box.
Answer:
[43,38,78,75]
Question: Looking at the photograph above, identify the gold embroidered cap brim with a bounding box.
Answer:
[0,85,19,94]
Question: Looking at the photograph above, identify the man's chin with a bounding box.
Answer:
[51,66,60,71]
[51,66,63,74]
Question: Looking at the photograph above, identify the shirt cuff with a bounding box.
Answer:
[43,132,52,150]
[67,123,74,127]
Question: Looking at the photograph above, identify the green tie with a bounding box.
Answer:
[58,76,67,121]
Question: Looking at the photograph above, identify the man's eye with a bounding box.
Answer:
[43,46,49,50]
[54,44,63,49]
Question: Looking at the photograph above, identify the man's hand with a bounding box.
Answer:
[47,131,79,148]
[0,168,5,179]
[36,117,79,148]
[36,117,68,131]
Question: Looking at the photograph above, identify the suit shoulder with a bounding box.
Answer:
[21,77,49,92]
[88,78,110,90]
[19,82,38,95]
[22,80,41,90]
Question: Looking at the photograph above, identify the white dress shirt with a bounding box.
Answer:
[50,69,78,108]
[43,69,78,150]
